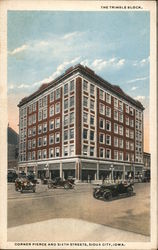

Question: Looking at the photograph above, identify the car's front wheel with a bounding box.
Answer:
[64,183,70,189]
[103,190,112,201]
[127,186,133,196]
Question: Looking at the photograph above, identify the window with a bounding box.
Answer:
[70,112,74,124]
[38,110,42,121]
[119,113,123,123]
[90,147,94,156]
[106,93,111,104]
[83,96,88,108]
[90,130,94,141]
[49,134,54,145]
[70,80,74,92]
[43,123,47,133]
[69,128,74,140]
[126,128,129,137]
[99,103,104,114]
[106,135,111,145]
[38,137,42,147]
[64,99,68,110]
[106,106,111,117]
[64,146,68,156]
[130,130,134,139]
[99,148,104,158]
[114,98,118,108]
[83,145,88,155]
[64,115,68,126]
[28,128,32,137]
[55,133,60,143]
[126,153,130,161]
[70,145,74,156]
[70,96,74,107]
[130,107,134,115]
[90,84,94,95]
[43,96,47,107]
[32,114,36,124]
[83,129,88,140]
[130,142,134,151]
[119,101,123,111]
[29,104,32,114]
[106,120,111,131]
[55,117,60,129]
[114,123,118,134]
[28,116,32,126]
[118,152,123,161]
[55,148,60,157]
[55,102,60,114]
[43,136,47,146]
[83,80,88,91]
[32,126,36,136]
[114,150,118,160]
[50,91,54,102]
[64,130,68,141]
[38,99,42,109]
[126,117,129,126]
[49,148,54,158]
[106,149,111,159]
[64,83,68,95]
[24,118,26,128]
[119,138,123,148]
[43,108,47,119]
[38,124,42,134]
[83,112,88,123]
[23,107,27,116]
[33,103,36,111]
[99,118,105,129]
[99,133,104,143]
[90,99,94,110]
[130,119,134,127]
[99,89,104,100]
[125,105,129,113]
[49,105,54,117]
[119,125,123,136]
[114,110,118,120]
[43,149,47,159]
[126,141,129,150]
[38,150,41,159]
[49,120,54,131]
[56,88,60,99]
[28,140,31,150]
[114,137,118,147]
[90,115,94,126]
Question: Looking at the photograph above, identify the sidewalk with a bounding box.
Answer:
[8,218,150,242]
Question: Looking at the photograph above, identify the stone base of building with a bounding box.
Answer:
[18,157,144,182]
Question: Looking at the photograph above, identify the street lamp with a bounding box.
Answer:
[109,166,114,183]
[44,163,49,179]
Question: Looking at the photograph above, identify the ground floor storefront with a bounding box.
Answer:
[18,158,144,182]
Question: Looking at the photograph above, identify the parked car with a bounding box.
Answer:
[15,177,36,193]
[48,177,75,189]
[8,169,18,182]
[93,182,134,201]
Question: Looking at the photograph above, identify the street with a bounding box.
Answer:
[8,182,150,241]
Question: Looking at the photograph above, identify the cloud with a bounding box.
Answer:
[131,86,138,91]
[126,76,149,83]
[62,31,82,40]
[133,56,150,67]
[8,44,29,55]
[17,84,30,89]
[134,96,146,102]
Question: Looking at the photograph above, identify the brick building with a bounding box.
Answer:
[18,64,144,181]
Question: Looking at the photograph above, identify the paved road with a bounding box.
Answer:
[8,182,150,239]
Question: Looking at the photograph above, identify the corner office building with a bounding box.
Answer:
[18,64,144,181]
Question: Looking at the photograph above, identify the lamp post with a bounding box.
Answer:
[109,165,114,183]
[44,163,49,179]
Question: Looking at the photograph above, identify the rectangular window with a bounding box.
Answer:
[49,148,54,158]
[90,146,94,156]
[99,103,105,115]
[70,80,74,92]
[119,125,123,136]
[38,99,42,109]
[43,123,47,133]
[31,151,35,160]
[130,130,134,139]
[90,130,94,141]
[106,135,111,145]
[130,107,134,115]
[49,120,54,131]
[55,117,60,129]
[43,149,47,159]
[130,119,134,127]
[126,128,129,137]
[32,103,36,111]
[99,118,104,129]
[55,133,60,143]
[126,117,129,126]
[70,112,74,124]
[70,96,74,107]
[43,96,47,107]
[50,91,54,102]
[29,104,32,114]
[43,136,47,146]
[55,102,60,114]
[32,126,36,136]
[64,83,68,95]
[99,148,104,158]
[70,145,74,156]
[114,150,118,160]
[99,133,104,143]
[114,123,118,134]
[83,145,88,155]
[38,137,42,147]
[90,99,94,110]
[119,113,123,123]
[38,150,41,159]
[69,128,74,140]
[119,138,123,148]
[55,148,60,157]
[90,84,94,95]
[83,80,88,91]
[130,142,134,151]
[38,110,42,121]
[114,137,118,147]
[126,153,130,161]
[83,96,88,108]
[64,99,68,110]
[106,120,111,131]
[126,141,129,150]
[28,152,31,161]
[28,128,32,137]
[119,101,123,111]
[64,115,68,126]
[83,129,88,140]
[114,110,118,120]
[83,112,88,123]
[38,124,42,134]
[64,130,68,141]
[118,151,123,161]
[49,105,54,117]
[64,146,68,156]
[56,88,60,99]
[43,108,47,119]
[32,114,36,124]
[126,105,129,113]
[106,149,111,159]
[99,89,104,100]
[28,116,32,126]
[106,93,111,104]
[28,140,31,150]
[106,106,111,118]
[49,134,54,145]
[90,115,94,126]
[114,98,118,108]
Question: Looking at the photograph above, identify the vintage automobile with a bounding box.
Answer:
[15,177,36,193]
[93,182,134,201]
[8,169,18,182]
[48,177,75,189]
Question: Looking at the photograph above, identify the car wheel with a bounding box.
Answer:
[93,190,100,199]
[103,190,112,201]
[127,187,133,196]
[48,183,52,189]
[33,187,36,193]
[64,183,70,189]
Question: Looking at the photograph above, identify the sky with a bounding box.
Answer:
[7,11,150,152]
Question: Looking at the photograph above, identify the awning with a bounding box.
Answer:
[81,162,97,170]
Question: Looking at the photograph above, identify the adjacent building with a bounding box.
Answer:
[143,152,150,170]
[18,64,144,181]
[8,125,19,170]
